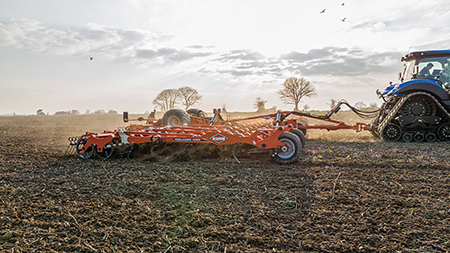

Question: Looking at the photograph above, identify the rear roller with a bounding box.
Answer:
[76,137,94,159]
[271,132,301,164]
[96,139,117,160]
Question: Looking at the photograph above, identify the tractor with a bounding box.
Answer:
[371,50,450,142]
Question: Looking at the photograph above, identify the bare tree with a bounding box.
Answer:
[354,101,367,110]
[253,97,267,113]
[152,89,181,112]
[92,109,106,115]
[303,104,310,112]
[178,86,202,110]
[278,77,317,111]
[71,109,80,115]
[368,102,378,110]
[327,98,339,109]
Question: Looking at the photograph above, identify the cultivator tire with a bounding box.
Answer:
[289,128,306,148]
[96,139,117,160]
[187,108,206,117]
[296,122,307,136]
[76,137,94,159]
[162,109,191,126]
[272,132,301,164]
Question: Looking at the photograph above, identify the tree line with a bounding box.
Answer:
[36,109,119,116]
[37,77,378,116]
[152,77,318,113]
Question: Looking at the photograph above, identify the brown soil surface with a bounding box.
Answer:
[1,115,450,252]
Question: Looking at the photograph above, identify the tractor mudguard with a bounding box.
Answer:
[393,80,449,101]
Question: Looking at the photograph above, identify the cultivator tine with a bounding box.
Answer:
[151,144,159,157]
[232,143,243,164]
[64,136,79,156]
[127,144,136,158]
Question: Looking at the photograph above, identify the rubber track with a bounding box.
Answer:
[377,91,450,141]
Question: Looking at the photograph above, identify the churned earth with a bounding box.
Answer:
[1,115,449,252]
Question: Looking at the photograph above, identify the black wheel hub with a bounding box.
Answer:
[382,124,402,141]
[401,95,436,117]
[437,123,450,140]
[411,105,423,116]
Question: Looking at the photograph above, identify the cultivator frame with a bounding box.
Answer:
[67,102,373,164]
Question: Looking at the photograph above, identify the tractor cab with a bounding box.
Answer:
[378,50,450,102]
[400,50,450,91]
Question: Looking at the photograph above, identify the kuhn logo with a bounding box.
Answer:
[210,134,227,144]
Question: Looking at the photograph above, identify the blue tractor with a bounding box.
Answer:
[372,50,450,142]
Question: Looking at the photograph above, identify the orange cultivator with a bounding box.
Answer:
[68,101,374,164]
[72,110,304,164]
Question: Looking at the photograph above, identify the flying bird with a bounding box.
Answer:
[320,9,326,14]
[341,17,347,22]
[342,3,345,6]
[90,57,93,61]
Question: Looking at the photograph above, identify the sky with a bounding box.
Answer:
[1,0,450,115]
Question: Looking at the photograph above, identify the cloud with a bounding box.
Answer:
[215,49,265,62]
[136,48,212,63]
[0,18,194,62]
[0,18,404,87]
[279,48,402,77]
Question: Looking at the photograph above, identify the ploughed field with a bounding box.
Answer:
[1,114,449,252]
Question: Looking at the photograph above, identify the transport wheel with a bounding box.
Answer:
[296,122,307,136]
[437,123,450,141]
[382,124,402,141]
[96,139,116,160]
[162,109,191,126]
[289,128,306,148]
[186,108,206,117]
[272,132,301,164]
[76,137,94,159]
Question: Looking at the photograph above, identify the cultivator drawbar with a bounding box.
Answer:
[68,103,374,164]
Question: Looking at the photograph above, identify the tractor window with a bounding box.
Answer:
[403,60,416,81]
[417,60,441,78]
[415,57,449,80]
[415,57,450,86]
